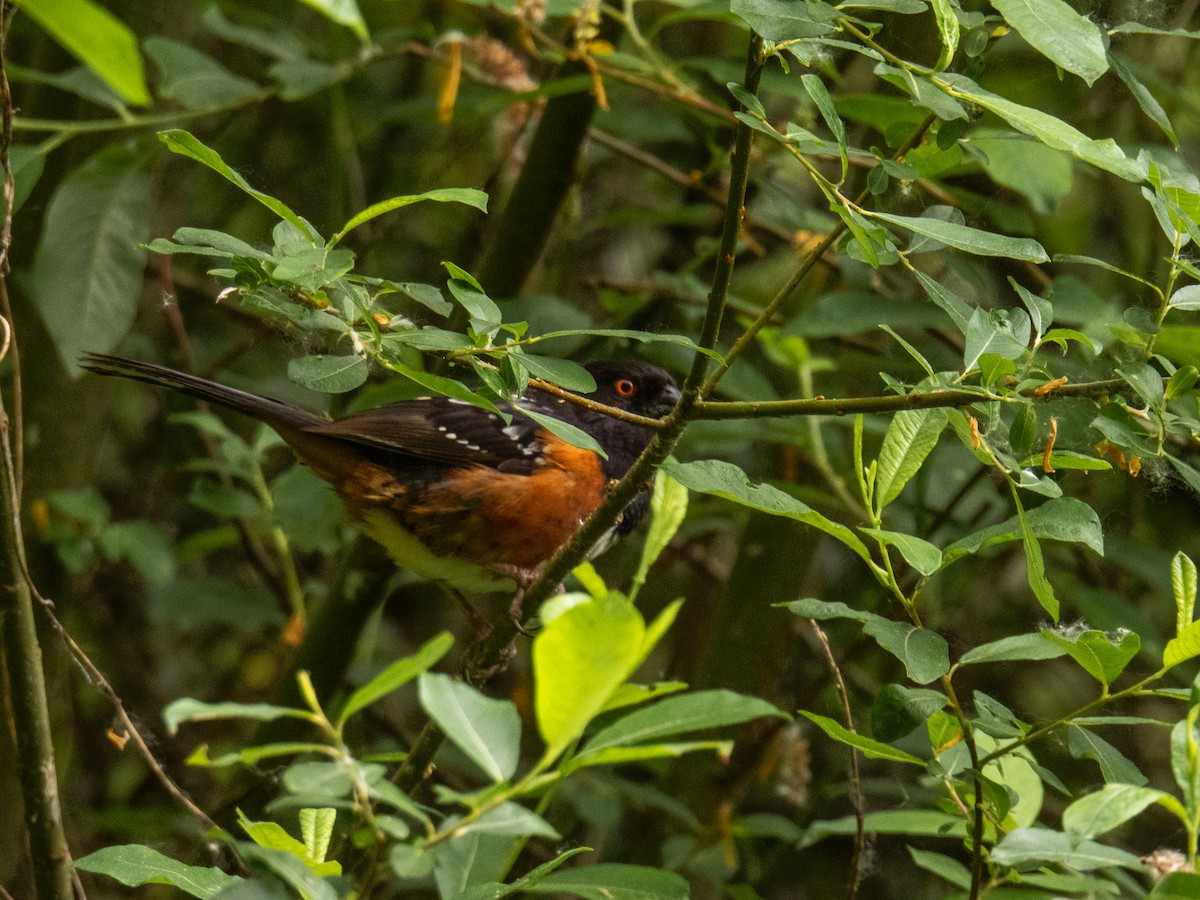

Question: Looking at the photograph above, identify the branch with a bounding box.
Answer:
[691,377,1126,419]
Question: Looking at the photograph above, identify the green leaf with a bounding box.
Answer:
[158,129,316,242]
[1151,872,1200,900]
[942,497,1104,567]
[299,808,336,866]
[526,863,690,900]
[287,354,368,393]
[450,848,592,900]
[598,681,689,715]
[729,0,840,41]
[963,307,1032,371]
[449,803,559,840]
[1063,783,1181,839]
[873,408,951,512]
[533,593,646,760]
[913,270,972,334]
[144,37,260,109]
[338,632,453,726]
[1067,724,1147,785]
[1173,552,1198,634]
[562,740,731,774]
[446,273,503,333]
[17,0,149,104]
[785,598,950,684]
[1164,621,1200,670]
[4,144,45,216]
[631,471,688,600]
[163,698,310,735]
[1109,51,1177,148]
[417,673,521,782]
[990,0,1108,85]
[32,142,152,372]
[990,827,1143,870]
[1042,629,1140,686]
[239,810,341,876]
[662,459,875,566]
[514,354,596,392]
[801,712,925,765]
[939,75,1147,182]
[579,690,784,757]
[801,74,848,182]
[186,741,330,768]
[1170,285,1200,311]
[534,328,722,361]
[909,848,970,889]
[330,188,488,247]
[958,632,1066,665]
[1020,506,1058,620]
[74,846,239,898]
[929,0,960,71]
[870,209,1048,262]
[871,685,947,742]
[861,528,942,575]
[294,0,368,40]
[518,406,606,458]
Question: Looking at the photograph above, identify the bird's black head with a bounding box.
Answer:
[584,360,681,420]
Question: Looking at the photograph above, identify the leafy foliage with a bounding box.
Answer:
[5,0,1200,898]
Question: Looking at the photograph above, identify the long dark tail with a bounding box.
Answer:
[80,353,323,432]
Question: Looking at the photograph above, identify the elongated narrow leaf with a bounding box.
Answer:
[449,803,559,840]
[990,828,1143,870]
[929,0,959,71]
[158,130,316,242]
[662,460,874,565]
[33,143,152,371]
[801,712,925,764]
[1019,503,1059,620]
[527,863,690,900]
[1109,51,1177,148]
[870,210,1048,261]
[74,846,239,898]
[958,632,1066,665]
[873,408,951,512]
[330,188,488,247]
[563,740,731,774]
[631,472,688,599]
[991,0,1108,85]
[580,690,784,757]
[163,698,310,735]
[939,75,1147,182]
[1067,724,1147,785]
[417,673,521,782]
[942,497,1104,567]
[801,74,848,182]
[1172,552,1198,634]
[339,632,453,726]
[18,0,149,104]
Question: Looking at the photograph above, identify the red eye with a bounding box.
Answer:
[615,378,637,397]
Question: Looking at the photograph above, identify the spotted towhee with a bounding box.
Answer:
[82,354,680,592]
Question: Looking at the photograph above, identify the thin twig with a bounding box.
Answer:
[808,620,865,900]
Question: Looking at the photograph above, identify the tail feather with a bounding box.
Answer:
[80,353,323,432]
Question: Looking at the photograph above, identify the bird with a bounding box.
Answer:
[81,353,681,594]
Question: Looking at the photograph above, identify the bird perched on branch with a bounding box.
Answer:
[82,354,680,593]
